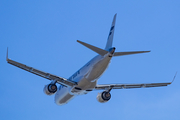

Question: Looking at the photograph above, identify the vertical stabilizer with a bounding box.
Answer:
[105,14,117,51]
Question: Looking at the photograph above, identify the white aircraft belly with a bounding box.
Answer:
[85,55,111,81]
[73,77,97,90]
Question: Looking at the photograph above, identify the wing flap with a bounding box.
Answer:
[7,58,77,87]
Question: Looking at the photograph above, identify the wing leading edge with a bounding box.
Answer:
[6,52,77,87]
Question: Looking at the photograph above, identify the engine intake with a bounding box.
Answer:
[97,91,111,103]
[43,84,57,95]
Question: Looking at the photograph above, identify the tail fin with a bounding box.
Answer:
[105,14,117,51]
[77,14,151,57]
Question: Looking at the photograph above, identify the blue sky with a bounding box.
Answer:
[0,0,180,120]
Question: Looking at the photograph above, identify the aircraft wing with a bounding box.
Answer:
[7,58,77,87]
[95,73,177,90]
[95,82,172,90]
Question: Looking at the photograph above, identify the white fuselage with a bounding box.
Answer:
[55,53,112,105]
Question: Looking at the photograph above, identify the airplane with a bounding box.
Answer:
[7,14,176,105]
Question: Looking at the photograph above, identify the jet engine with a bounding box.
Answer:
[96,91,111,103]
[43,84,57,95]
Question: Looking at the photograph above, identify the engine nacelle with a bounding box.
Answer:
[96,91,111,103]
[43,84,57,95]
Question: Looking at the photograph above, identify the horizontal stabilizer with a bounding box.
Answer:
[113,51,150,57]
[77,40,108,56]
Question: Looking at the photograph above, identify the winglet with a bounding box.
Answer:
[171,72,177,84]
[6,47,9,61]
